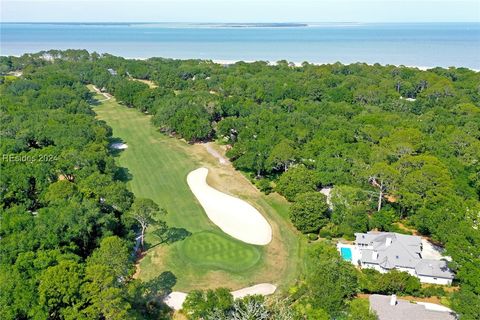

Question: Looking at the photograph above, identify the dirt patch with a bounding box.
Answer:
[199,142,229,165]
[130,78,158,88]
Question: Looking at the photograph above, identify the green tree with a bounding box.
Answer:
[128,198,161,249]
[369,208,398,231]
[395,155,454,213]
[266,139,297,172]
[276,166,320,201]
[306,243,359,316]
[113,79,148,107]
[38,260,84,319]
[330,185,371,236]
[81,265,131,320]
[182,288,233,319]
[87,236,132,280]
[289,192,329,233]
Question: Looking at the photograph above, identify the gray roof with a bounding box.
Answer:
[369,294,457,320]
[363,241,421,269]
[355,232,421,251]
[356,232,421,268]
[355,232,453,278]
[415,260,454,279]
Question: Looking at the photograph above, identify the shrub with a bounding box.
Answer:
[359,269,421,296]
[319,223,342,239]
[255,178,273,194]
[420,285,446,298]
[307,233,319,241]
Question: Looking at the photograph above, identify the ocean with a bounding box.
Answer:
[1,23,479,69]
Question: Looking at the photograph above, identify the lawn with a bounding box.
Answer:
[179,231,262,272]
[91,86,303,291]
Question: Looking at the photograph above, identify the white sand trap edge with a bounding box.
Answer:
[111,142,128,150]
[231,283,277,299]
[187,168,272,245]
[164,283,277,310]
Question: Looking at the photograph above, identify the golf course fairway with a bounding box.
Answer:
[91,85,302,291]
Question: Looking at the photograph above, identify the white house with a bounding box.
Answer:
[349,232,454,285]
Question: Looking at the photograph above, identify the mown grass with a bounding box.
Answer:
[91,86,303,291]
[179,231,263,272]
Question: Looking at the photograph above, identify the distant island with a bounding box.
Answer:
[2,22,309,28]
[195,22,309,28]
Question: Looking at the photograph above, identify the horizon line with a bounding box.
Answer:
[2,21,479,24]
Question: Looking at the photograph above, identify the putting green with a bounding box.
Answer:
[179,231,262,272]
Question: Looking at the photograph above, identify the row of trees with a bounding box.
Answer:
[0,59,178,319]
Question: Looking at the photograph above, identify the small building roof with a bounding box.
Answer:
[415,260,454,279]
[369,294,456,320]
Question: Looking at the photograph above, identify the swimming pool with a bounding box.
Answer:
[340,247,352,261]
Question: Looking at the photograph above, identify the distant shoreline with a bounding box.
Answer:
[3,23,478,69]
[2,53,479,72]
[135,58,480,72]
[211,59,431,71]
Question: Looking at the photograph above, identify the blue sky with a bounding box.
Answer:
[2,0,479,22]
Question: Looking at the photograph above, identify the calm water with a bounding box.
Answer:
[1,23,479,69]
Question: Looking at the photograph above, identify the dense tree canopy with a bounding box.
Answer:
[0,54,172,320]
[2,50,479,319]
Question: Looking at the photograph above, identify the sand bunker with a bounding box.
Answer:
[231,283,277,299]
[187,168,272,245]
[111,143,128,150]
[164,283,276,310]
[164,292,188,311]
